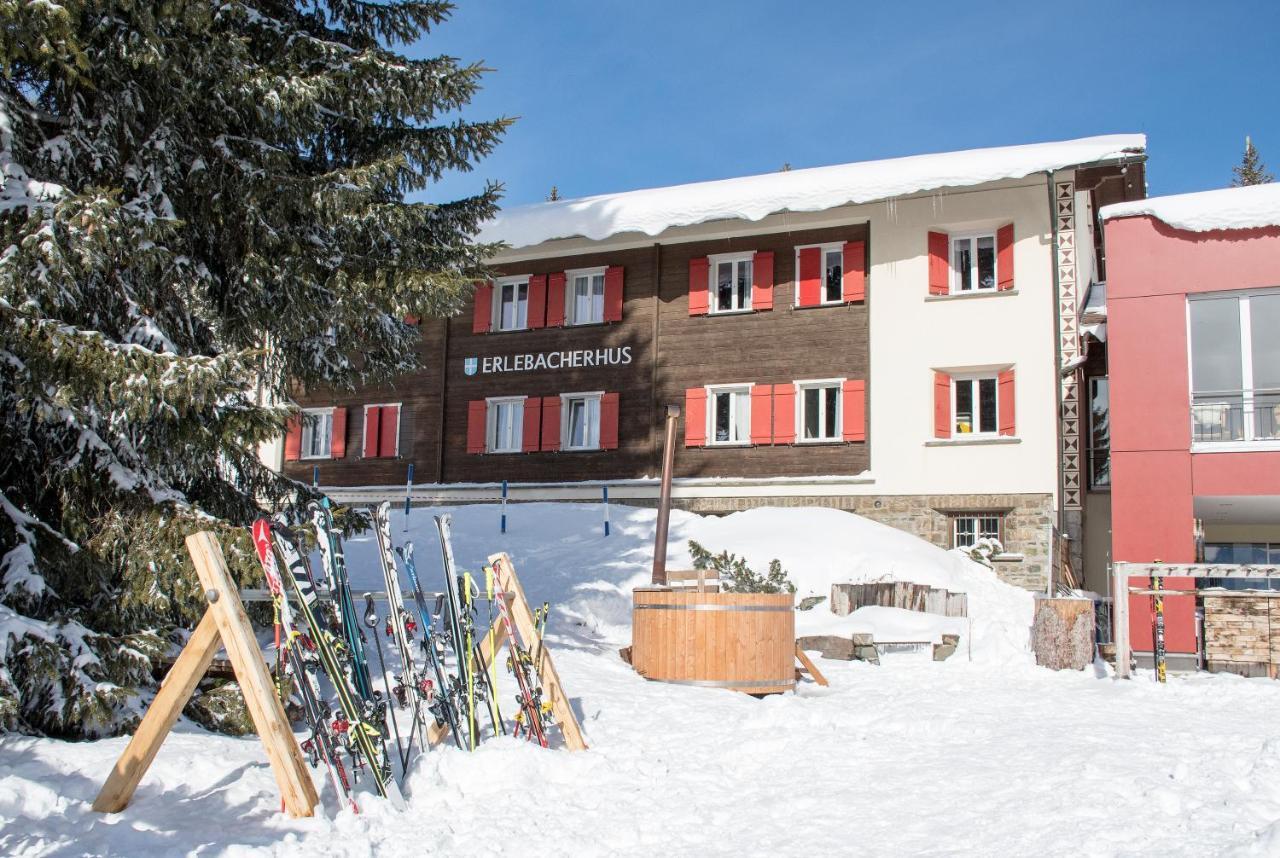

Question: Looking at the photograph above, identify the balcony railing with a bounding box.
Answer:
[1192,390,1280,443]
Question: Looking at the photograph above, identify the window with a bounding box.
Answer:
[951,234,997,293]
[953,514,1002,549]
[495,278,529,331]
[798,381,841,442]
[562,393,601,450]
[567,269,606,326]
[823,247,844,304]
[1088,377,1110,488]
[953,375,998,435]
[710,254,752,313]
[1190,291,1280,442]
[300,408,334,459]
[487,397,524,453]
[708,385,751,445]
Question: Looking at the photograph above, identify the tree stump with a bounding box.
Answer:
[1032,598,1095,670]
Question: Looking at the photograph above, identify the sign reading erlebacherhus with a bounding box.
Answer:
[464,346,633,375]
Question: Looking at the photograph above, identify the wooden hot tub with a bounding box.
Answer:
[630,588,796,694]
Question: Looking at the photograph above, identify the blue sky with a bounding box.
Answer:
[416,1,1280,209]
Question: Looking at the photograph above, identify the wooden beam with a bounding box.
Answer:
[1113,565,1131,679]
[1113,562,1280,579]
[794,643,829,687]
[490,553,588,751]
[186,531,318,817]
[92,610,222,814]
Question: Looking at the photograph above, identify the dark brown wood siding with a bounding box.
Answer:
[287,224,871,486]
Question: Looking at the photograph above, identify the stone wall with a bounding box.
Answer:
[1204,594,1280,677]
[652,492,1055,592]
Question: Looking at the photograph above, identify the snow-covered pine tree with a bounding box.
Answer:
[1232,136,1274,186]
[0,0,507,736]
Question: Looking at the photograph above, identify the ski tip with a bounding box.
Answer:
[383,781,408,812]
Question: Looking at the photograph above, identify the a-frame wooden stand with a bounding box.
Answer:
[93,532,318,818]
[426,552,587,751]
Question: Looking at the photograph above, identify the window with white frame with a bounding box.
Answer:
[798,381,841,441]
[823,246,844,303]
[301,408,334,459]
[562,393,602,450]
[487,397,524,453]
[950,234,997,293]
[953,513,1002,549]
[1189,290,1280,443]
[953,375,998,435]
[566,268,606,326]
[494,278,529,331]
[710,254,753,313]
[708,385,751,445]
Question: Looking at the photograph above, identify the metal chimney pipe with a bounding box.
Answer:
[652,404,680,585]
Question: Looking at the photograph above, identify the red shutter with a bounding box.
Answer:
[752,251,774,311]
[528,274,548,329]
[842,241,866,303]
[540,396,561,452]
[604,266,624,323]
[997,224,1015,291]
[684,388,707,447]
[934,372,951,439]
[797,247,821,307]
[363,407,382,458]
[772,384,796,444]
[522,397,542,452]
[600,392,620,450]
[284,416,302,461]
[472,282,493,333]
[842,379,866,442]
[379,405,399,457]
[750,384,773,445]
[688,257,709,316]
[330,407,347,459]
[547,272,567,327]
[928,232,950,296]
[998,369,1016,436]
[403,314,420,325]
[467,400,487,454]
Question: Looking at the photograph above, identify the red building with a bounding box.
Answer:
[1103,183,1280,669]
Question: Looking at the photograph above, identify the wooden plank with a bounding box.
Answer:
[92,610,223,814]
[186,531,318,818]
[795,643,830,686]
[490,553,588,751]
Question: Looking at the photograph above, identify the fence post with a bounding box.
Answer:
[1113,562,1131,679]
[403,462,414,531]
[311,465,319,489]
[500,479,508,534]
[603,485,610,537]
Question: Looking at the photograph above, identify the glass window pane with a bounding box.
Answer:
[825,250,842,302]
[979,378,997,433]
[716,263,732,311]
[1190,298,1243,393]
[591,274,605,322]
[734,390,750,442]
[804,388,820,439]
[1250,293,1280,390]
[573,276,590,323]
[953,239,972,292]
[979,516,1000,541]
[955,517,976,547]
[515,283,528,328]
[568,400,585,448]
[1204,543,1233,564]
[976,236,996,289]
[824,387,838,438]
[737,260,752,309]
[587,397,600,448]
[714,392,730,442]
[500,285,514,329]
[955,380,973,433]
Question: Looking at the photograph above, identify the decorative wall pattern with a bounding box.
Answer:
[1056,179,1082,511]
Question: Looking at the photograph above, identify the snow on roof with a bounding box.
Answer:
[1100,182,1280,232]
[481,134,1146,249]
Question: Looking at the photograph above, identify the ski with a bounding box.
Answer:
[487,559,549,748]
[435,514,478,749]
[251,519,358,813]
[309,500,376,703]
[370,501,431,755]
[1152,571,1167,683]
[269,523,406,809]
[397,540,464,750]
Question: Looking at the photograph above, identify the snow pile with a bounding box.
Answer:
[480,134,1145,249]
[1101,182,1280,232]
[340,503,1033,666]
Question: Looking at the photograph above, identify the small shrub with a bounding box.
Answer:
[688,540,796,594]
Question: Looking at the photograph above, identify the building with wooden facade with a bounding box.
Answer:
[280,135,1147,592]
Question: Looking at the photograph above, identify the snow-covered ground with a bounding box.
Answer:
[3,502,1280,856]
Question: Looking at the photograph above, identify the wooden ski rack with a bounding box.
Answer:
[427,552,587,751]
[92,532,319,818]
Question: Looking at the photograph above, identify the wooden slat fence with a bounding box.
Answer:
[830,582,968,618]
